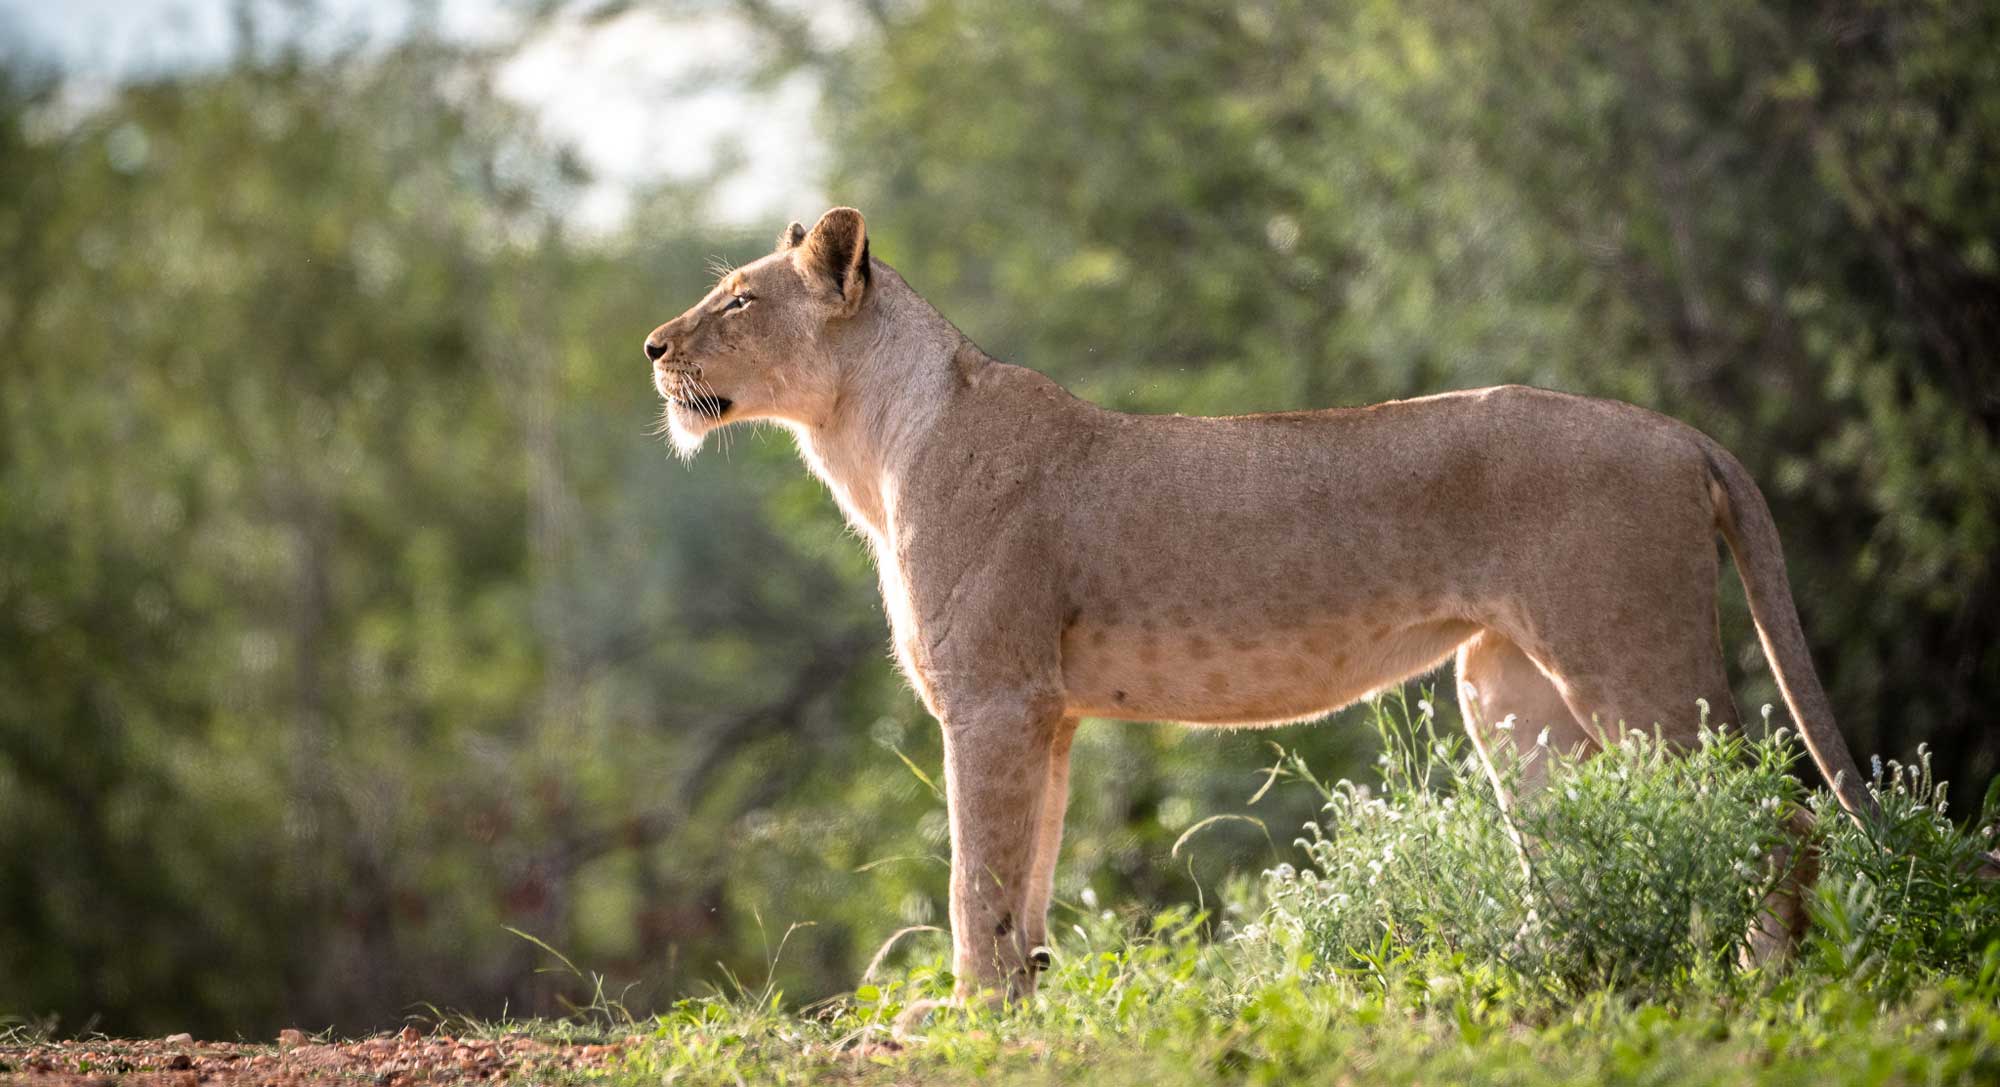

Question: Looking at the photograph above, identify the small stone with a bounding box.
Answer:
[164,1033,194,1046]
[167,1053,194,1070]
[278,1028,308,1049]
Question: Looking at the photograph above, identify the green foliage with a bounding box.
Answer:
[1809,747,2000,987]
[0,32,908,1033]
[1252,696,2000,1004]
[1258,697,1802,995]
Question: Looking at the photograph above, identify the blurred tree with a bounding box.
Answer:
[0,29,910,1034]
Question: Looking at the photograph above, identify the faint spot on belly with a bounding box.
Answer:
[1187,635,1213,660]
[1205,672,1231,695]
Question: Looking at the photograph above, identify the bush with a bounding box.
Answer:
[1250,693,2000,997]
[1806,748,2000,989]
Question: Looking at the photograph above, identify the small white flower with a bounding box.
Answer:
[1536,727,1551,747]
[1497,714,1517,732]
[1417,699,1435,718]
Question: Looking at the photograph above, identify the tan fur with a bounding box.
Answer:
[645,208,1869,1001]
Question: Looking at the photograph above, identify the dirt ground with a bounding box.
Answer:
[0,1027,635,1085]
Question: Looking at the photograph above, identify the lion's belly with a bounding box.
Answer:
[1058,615,1479,725]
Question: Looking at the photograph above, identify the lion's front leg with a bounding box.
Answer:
[938,693,1066,1004]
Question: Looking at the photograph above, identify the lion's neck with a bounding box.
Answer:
[787,278,977,546]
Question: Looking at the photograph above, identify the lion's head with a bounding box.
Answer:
[644,207,872,456]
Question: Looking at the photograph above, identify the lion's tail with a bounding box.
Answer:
[1703,440,1874,820]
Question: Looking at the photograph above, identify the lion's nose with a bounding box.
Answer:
[644,336,670,362]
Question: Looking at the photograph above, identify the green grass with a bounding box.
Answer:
[550,697,2000,1085]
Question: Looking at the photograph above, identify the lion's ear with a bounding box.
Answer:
[796,207,870,314]
[776,220,807,251]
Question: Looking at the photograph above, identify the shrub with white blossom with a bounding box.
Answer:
[1254,694,1806,995]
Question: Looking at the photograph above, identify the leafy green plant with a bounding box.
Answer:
[1259,694,1810,995]
[1806,747,2000,989]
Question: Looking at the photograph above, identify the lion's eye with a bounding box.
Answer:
[722,294,752,313]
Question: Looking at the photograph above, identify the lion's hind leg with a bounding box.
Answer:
[1503,598,1817,964]
[1454,629,1592,802]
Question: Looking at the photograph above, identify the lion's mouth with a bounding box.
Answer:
[670,392,734,419]
[657,367,733,419]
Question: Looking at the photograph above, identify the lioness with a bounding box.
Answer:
[645,207,1869,1002]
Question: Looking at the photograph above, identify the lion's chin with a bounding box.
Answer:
[664,397,733,457]
[667,416,707,457]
